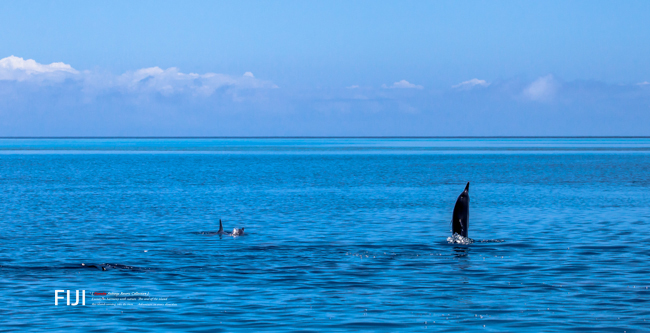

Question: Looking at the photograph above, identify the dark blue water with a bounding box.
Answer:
[1,138,649,332]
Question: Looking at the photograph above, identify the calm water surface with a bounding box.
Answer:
[1,138,649,332]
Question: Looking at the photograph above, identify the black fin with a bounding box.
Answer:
[218,219,223,233]
[465,182,470,192]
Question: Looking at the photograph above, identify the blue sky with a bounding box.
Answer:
[1,0,649,136]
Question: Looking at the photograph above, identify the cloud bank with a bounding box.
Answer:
[1,56,649,136]
[112,67,277,96]
[0,56,276,96]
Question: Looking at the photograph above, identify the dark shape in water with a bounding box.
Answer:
[453,246,470,258]
[217,219,228,235]
[219,219,245,236]
[451,182,470,238]
[199,219,245,236]
[80,263,150,271]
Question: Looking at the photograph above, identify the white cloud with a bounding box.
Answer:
[384,80,423,89]
[452,78,489,89]
[115,67,277,96]
[523,75,558,101]
[346,85,360,89]
[0,55,277,96]
[0,55,79,82]
[638,81,649,86]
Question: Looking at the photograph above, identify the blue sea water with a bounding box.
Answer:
[1,138,649,332]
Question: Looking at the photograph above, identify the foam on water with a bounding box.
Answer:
[446,233,475,244]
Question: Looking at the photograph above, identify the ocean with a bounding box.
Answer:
[1,138,649,332]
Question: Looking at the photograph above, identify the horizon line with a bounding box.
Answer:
[0,136,649,139]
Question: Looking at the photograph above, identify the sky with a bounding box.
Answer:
[1,0,649,136]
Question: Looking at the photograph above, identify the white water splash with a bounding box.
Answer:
[447,234,474,245]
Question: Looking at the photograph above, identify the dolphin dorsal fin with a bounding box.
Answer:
[218,219,223,233]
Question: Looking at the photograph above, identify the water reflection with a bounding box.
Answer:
[452,246,470,258]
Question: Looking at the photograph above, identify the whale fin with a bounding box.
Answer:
[451,182,470,238]
[218,219,223,233]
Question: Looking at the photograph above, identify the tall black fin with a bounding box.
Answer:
[451,182,470,238]
[218,219,223,233]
